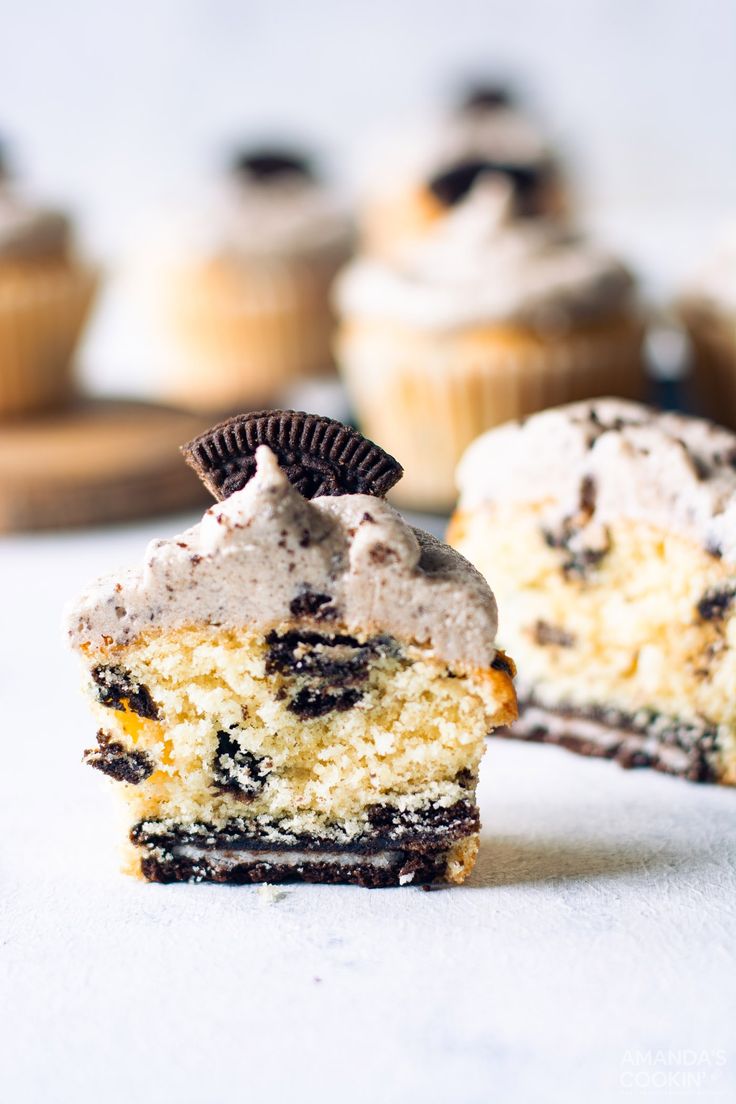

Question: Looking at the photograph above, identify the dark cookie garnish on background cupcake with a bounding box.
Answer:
[232,147,314,182]
[182,410,403,501]
[458,83,514,112]
[428,157,547,216]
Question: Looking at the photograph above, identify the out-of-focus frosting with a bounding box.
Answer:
[0,183,70,261]
[359,107,554,201]
[66,446,499,667]
[336,180,635,331]
[682,225,736,314]
[456,398,736,562]
[213,174,353,261]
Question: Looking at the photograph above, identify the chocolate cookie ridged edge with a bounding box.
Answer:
[181,410,404,502]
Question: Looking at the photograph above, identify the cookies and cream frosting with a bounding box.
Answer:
[456,398,736,562]
[0,182,70,261]
[360,107,553,201]
[336,179,634,331]
[66,446,498,666]
[213,173,352,262]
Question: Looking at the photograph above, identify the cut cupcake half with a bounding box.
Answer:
[67,411,516,886]
[449,398,736,785]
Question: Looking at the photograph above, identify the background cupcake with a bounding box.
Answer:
[335,172,644,512]
[679,228,736,427]
[357,81,566,261]
[0,148,97,419]
[160,146,353,413]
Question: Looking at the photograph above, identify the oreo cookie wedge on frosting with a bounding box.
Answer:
[66,411,516,887]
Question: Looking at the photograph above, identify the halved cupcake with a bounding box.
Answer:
[66,411,516,886]
[449,398,736,784]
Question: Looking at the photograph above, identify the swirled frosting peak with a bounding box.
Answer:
[336,177,634,331]
[66,446,499,667]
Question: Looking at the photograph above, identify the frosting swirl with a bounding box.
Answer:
[212,171,353,261]
[336,179,635,331]
[0,181,70,261]
[360,106,554,202]
[456,398,736,562]
[66,447,499,667]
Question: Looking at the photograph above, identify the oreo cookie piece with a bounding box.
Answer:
[212,730,271,796]
[182,411,403,501]
[91,665,160,720]
[428,157,546,215]
[696,584,736,622]
[459,83,514,112]
[84,730,154,785]
[232,147,314,182]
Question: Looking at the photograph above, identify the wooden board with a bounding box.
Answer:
[0,398,213,532]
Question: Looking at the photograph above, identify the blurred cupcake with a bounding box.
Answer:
[335,173,644,512]
[161,147,353,412]
[0,150,97,419]
[358,81,566,261]
[680,228,736,426]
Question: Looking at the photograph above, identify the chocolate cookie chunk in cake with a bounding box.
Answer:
[66,411,516,886]
[449,398,736,784]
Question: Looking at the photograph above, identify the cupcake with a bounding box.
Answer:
[335,176,645,512]
[449,399,736,785]
[679,227,736,426]
[358,81,566,261]
[65,411,516,886]
[0,153,97,418]
[161,147,353,413]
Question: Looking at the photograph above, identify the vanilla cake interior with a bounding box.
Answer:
[450,399,736,784]
[69,412,516,885]
[81,625,513,885]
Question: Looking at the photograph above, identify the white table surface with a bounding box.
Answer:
[2,513,736,1104]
